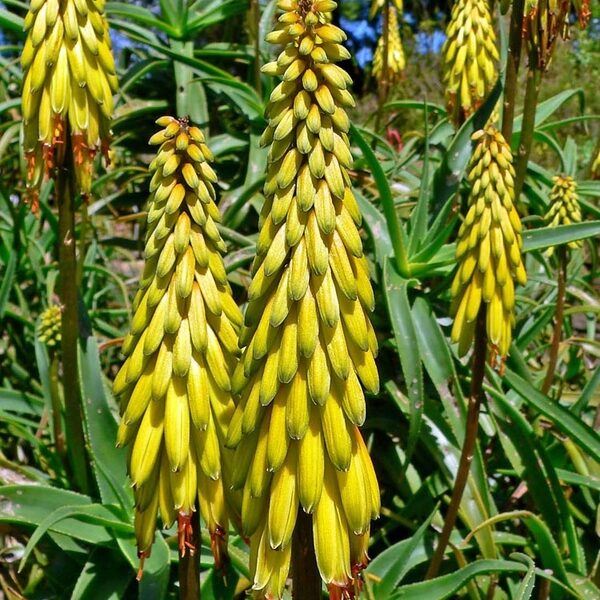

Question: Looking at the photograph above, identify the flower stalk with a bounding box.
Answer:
[541,176,582,395]
[56,141,90,492]
[426,307,487,579]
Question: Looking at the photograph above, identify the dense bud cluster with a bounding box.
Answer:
[113,117,242,569]
[225,1,380,597]
[37,305,62,349]
[545,176,582,252]
[451,126,527,366]
[372,5,406,86]
[441,0,498,125]
[21,0,118,201]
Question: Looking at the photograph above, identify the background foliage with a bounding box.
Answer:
[0,0,599,598]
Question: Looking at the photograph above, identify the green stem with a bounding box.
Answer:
[513,68,542,202]
[77,202,88,285]
[541,247,567,395]
[172,39,209,129]
[178,511,200,600]
[56,141,90,493]
[426,307,487,579]
[48,352,66,463]
[501,0,525,140]
[292,511,321,599]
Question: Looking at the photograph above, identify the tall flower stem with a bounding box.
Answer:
[178,511,201,600]
[541,247,567,395]
[292,511,321,599]
[56,138,90,493]
[426,308,487,579]
[513,68,542,201]
[49,352,67,464]
[502,0,525,140]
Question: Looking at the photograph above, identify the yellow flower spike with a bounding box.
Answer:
[21,0,118,206]
[545,175,583,254]
[372,5,406,87]
[227,1,380,597]
[441,0,498,126]
[451,126,526,370]
[114,117,243,572]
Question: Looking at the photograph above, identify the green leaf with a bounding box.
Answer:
[0,251,16,320]
[117,532,171,600]
[511,553,536,600]
[0,485,116,547]
[0,8,24,36]
[78,317,131,510]
[370,506,438,597]
[354,188,394,268]
[408,104,430,254]
[351,125,410,275]
[505,369,600,463]
[382,261,424,470]
[19,504,132,571]
[571,365,600,416]
[71,550,133,600]
[513,89,585,134]
[384,100,446,116]
[522,221,600,253]
[389,559,574,600]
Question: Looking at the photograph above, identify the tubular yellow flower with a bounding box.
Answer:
[21,0,118,201]
[450,126,527,368]
[545,175,582,251]
[441,0,498,125]
[113,117,242,570]
[372,6,406,86]
[227,1,380,597]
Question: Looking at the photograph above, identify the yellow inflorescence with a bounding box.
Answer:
[225,0,380,597]
[451,126,527,366]
[37,305,62,349]
[441,0,498,125]
[113,117,242,569]
[372,6,406,86]
[545,175,582,251]
[21,0,118,200]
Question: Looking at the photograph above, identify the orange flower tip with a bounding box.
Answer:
[210,525,229,571]
[327,581,356,600]
[177,511,196,557]
[136,549,151,581]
